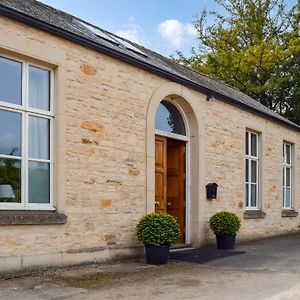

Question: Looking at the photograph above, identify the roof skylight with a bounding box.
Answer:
[75,20,148,58]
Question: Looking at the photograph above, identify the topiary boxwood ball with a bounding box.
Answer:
[136,212,180,246]
[209,211,241,236]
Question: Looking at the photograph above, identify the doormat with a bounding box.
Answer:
[169,247,246,264]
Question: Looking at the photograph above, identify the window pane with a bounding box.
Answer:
[285,144,291,165]
[0,158,21,203]
[246,132,249,155]
[29,116,49,160]
[250,133,257,156]
[29,66,50,111]
[251,160,257,183]
[245,183,249,207]
[245,159,249,182]
[0,57,22,105]
[286,167,291,187]
[285,187,291,208]
[28,161,50,203]
[0,109,21,156]
[155,100,185,135]
[251,184,257,207]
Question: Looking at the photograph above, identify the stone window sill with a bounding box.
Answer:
[281,210,298,218]
[0,210,67,225]
[244,210,266,219]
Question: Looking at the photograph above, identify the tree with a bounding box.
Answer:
[176,0,300,123]
[283,2,300,124]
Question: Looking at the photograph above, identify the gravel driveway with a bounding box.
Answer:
[1,234,300,300]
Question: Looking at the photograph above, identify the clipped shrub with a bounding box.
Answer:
[136,212,180,246]
[209,211,241,235]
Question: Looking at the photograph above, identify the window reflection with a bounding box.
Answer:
[28,161,50,203]
[0,110,21,157]
[0,57,22,105]
[0,158,21,203]
[155,100,185,135]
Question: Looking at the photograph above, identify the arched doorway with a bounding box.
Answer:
[147,82,205,247]
[155,100,188,243]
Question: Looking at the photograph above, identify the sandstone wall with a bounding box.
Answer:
[0,16,299,272]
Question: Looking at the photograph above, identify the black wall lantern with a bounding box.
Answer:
[206,183,218,199]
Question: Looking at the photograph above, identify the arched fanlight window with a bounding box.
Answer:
[155,100,186,135]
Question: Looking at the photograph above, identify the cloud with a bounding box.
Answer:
[115,15,146,45]
[116,24,143,44]
[116,24,141,44]
[129,15,135,23]
[158,19,197,48]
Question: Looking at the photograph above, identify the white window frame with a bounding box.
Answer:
[0,54,54,210]
[245,130,259,210]
[283,142,292,210]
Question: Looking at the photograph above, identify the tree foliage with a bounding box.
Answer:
[283,2,300,124]
[176,0,300,124]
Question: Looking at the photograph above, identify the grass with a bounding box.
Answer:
[62,262,197,289]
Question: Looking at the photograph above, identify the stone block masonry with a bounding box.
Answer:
[0,15,299,272]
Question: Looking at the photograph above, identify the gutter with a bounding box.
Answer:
[0,4,299,132]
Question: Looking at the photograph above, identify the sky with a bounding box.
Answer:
[39,0,297,57]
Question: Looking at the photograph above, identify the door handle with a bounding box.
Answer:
[167,202,171,206]
[155,201,159,205]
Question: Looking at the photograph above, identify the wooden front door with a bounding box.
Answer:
[155,136,167,213]
[167,139,186,243]
[155,135,186,243]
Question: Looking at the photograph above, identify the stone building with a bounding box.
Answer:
[0,0,299,273]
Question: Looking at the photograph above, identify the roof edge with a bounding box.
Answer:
[0,4,299,132]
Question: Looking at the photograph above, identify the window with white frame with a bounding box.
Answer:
[0,55,53,209]
[245,131,259,209]
[283,142,292,209]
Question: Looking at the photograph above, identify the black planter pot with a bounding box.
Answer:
[145,245,170,265]
[216,234,236,250]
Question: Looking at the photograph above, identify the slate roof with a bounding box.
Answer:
[0,0,299,131]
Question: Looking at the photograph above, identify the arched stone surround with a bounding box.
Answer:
[146,82,206,246]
